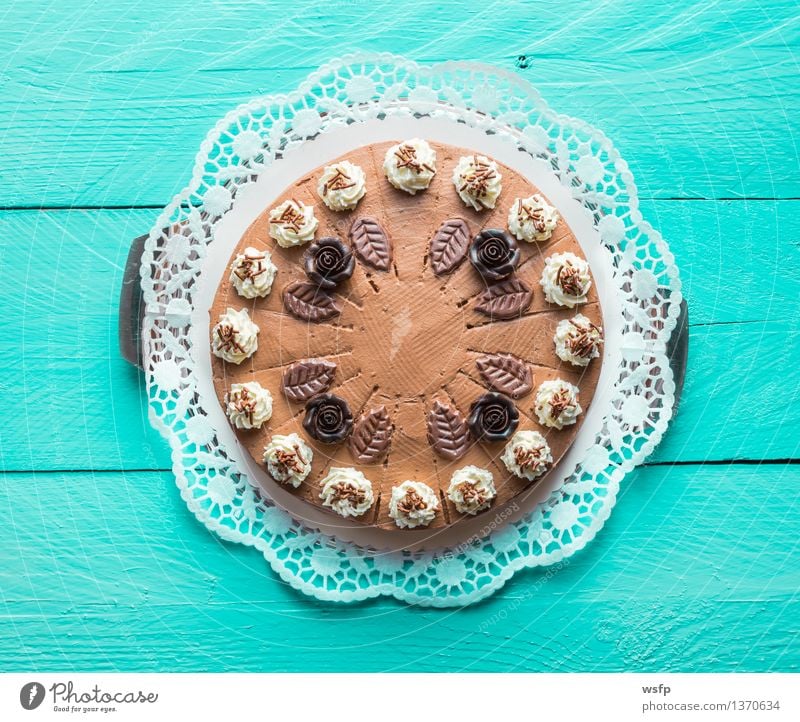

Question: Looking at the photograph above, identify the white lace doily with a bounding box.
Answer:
[140,54,681,607]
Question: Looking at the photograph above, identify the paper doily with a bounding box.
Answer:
[140,54,681,607]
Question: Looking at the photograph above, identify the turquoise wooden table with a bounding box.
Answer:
[2,1,799,672]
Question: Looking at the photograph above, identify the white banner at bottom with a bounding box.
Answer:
[0,673,795,721]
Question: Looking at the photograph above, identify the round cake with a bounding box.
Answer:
[210,139,604,532]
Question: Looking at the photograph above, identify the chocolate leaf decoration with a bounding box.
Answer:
[349,216,392,271]
[283,281,340,322]
[426,400,470,461]
[475,353,532,399]
[474,278,532,320]
[429,218,470,276]
[349,405,393,463]
[282,358,337,403]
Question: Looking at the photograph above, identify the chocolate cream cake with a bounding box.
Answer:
[210,139,604,532]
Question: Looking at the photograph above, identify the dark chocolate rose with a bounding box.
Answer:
[303,393,353,443]
[304,236,355,289]
[468,392,519,442]
[469,229,520,281]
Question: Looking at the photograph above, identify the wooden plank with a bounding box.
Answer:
[1,202,799,470]
[650,321,800,462]
[1,465,798,671]
[4,598,797,671]
[3,322,790,468]
[639,198,800,327]
[0,208,171,470]
[1,1,798,205]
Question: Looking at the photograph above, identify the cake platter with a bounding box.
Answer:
[119,54,685,606]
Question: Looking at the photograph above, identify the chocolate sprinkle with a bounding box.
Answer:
[231,385,257,425]
[393,144,426,173]
[458,482,488,507]
[567,318,602,359]
[548,387,577,423]
[460,158,497,201]
[397,488,429,515]
[557,261,586,297]
[323,168,355,195]
[215,324,244,354]
[233,250,269,282]
[329,481,367,508]
[273,200,306,233]
[274,446,306,476]
[514,445,550,473]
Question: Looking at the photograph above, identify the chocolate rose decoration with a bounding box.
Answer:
[303,237,355,289]
[468,392,519,442]
[469,229,520,281]
[303,393,353,443]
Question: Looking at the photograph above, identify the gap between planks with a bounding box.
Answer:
[4,459,800,475]
[2,197,799,212]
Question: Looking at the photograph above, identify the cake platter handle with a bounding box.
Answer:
[667,298,689,412]
[119,232,148,369]
[117,233,691,407]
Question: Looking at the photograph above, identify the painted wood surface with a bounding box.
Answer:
[1,0,798,672]
[3,466,798,671]
[1,0,798,205]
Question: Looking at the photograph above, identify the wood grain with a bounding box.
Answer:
[0,1,798,205]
